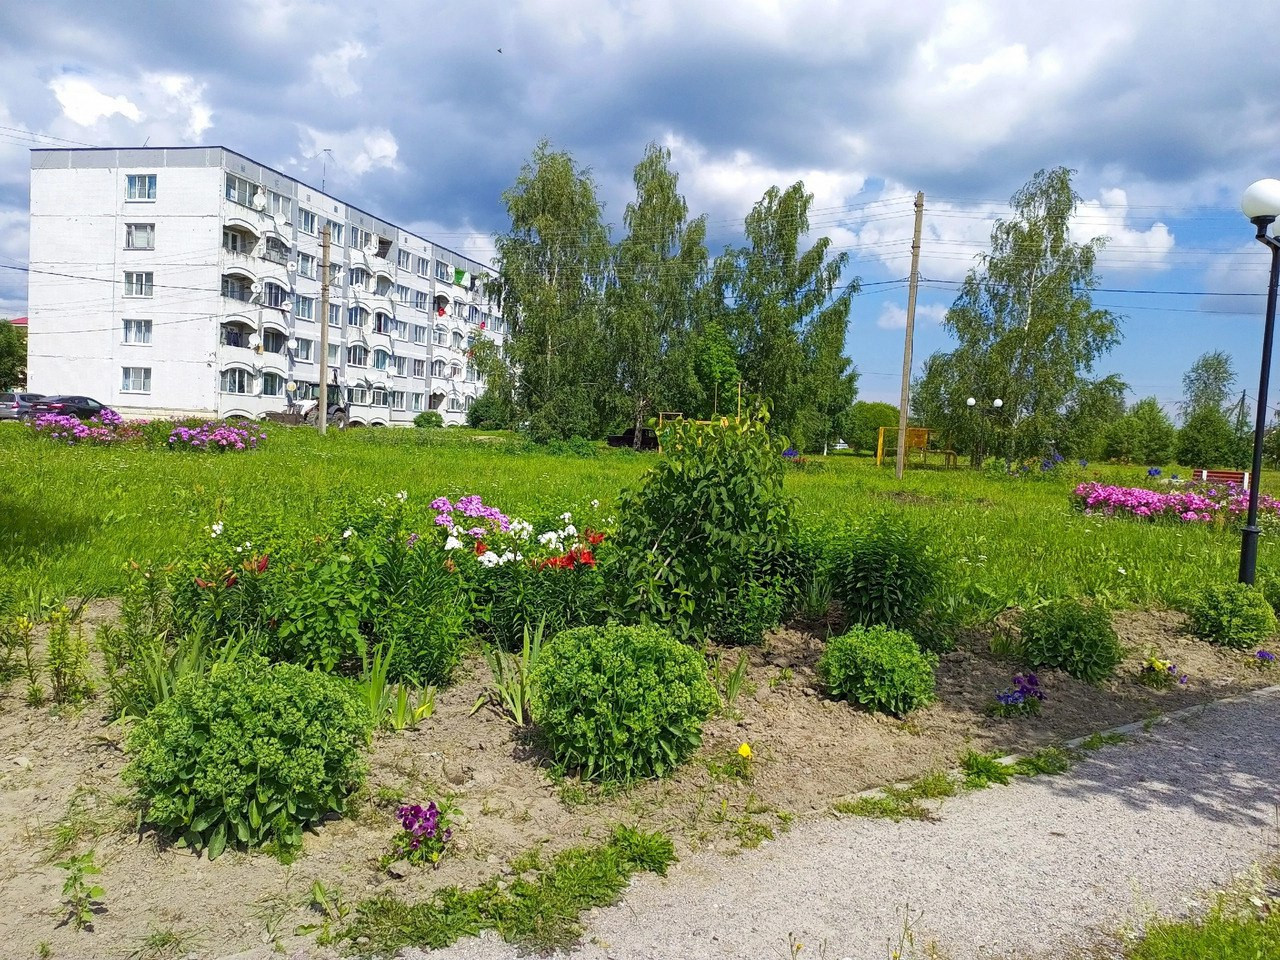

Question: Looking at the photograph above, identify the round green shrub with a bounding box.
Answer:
[831,514,941,631]
[1187,582,1277,650]
[529,624,719,784]
[413,410,444,429]
[1018,598,1123,683]
[123,657,371,859]
[816,624,937,715]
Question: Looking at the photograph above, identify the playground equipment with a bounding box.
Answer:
[875,426,957,468]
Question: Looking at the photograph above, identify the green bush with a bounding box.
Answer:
[816,624,936,715]
[123,657,371,859]
[1018,598,1124,683]
[830,514,940,631]
[414,410,445,429]
[466,390,510,430]
[530,624,718,783]
[612,410,793,644]
[1187,582,1277,649]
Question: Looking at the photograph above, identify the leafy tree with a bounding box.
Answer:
[840,401,901,454]
[1058,374,1127,460]
[913,168,1123,460]
[466,390,510,430]
[0,321,25,390]
[687,318,741,419]
[1101,397,1176,464]
[1176,406,1245,469]
[1181,350,1235,417]
[715,182,859,449]
[607,143,708,447]
[489,141,611,439]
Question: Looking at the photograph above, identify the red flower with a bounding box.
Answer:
[256,554,269,574]
[475,541,488,556]
[226,574,238,588]
[578,548,595,567]
[585,529,606,546]
[195,577,212,589]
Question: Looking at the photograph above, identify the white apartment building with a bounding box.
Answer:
[26,146,506,426]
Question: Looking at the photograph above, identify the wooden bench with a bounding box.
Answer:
[1193,468,1249,490]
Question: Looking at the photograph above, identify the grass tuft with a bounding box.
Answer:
[960,750,1014,789]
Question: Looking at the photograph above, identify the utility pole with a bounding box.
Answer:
[895,191,925,480]
[318,223,331,435]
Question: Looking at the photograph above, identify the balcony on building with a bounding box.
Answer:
[221,271,255,304]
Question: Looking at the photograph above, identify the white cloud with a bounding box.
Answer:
[405,220,498,269]
[296,125,401,180]
[311,41,367,98]
[876,301,947,330]
[49,76,141,126]
[1071,188,1174,272]
[143,74,213,140]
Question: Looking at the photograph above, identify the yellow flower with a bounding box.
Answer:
[738,742,753,760]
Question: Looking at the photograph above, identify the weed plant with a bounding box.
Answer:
[1186,582,1277,649]
[57,850,105,930]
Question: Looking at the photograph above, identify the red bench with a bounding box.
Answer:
[1193,468,1249,490]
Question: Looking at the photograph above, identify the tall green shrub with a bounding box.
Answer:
[1019,598,1123,683]
[612,411,793,644]
[1187,582,1276,649]
[830,514,941,632]
[530,624,718,783]
[816,625,936,715]
[124,657,370,859]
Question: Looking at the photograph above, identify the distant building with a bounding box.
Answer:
[26,146,506,425]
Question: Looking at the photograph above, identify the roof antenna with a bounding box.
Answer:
[311,147,335,193]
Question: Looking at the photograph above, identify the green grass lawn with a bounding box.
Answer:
[2,422,1275,607]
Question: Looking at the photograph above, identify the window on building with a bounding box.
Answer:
[124,271,154,297]
[348,306,368,327]
[262,372,285,397]
[296,381,319,401]
[413,358,426,378]
[348,345,368,367]
[372,349,390,371]
[328,343,340,364]
[373,313,394,335]
[269,191,292,222]
[348,386,368,405]
[125,223,155,250]
[221,275,251,301]
[393,356,407,376]
[126,174,157,200]
[453,300,466,319]
[371,387,388,406]
[411,392,423,411]
[262,237,289,265]
[397,250,411,269]
[222,228,251,254]
[326,220,344,246]
[416,256,430,278]
[449,363,461,380]
[122,318,152,344]
[447,395,463,412]
[329,303,342,326]
[298,253,316,278]
[225,173,257,207]
[328,263,342,284]
[433,325,448,346]
[296,338,314,361]
[220,368,252,394]
[468,305,480,324]
[263,282,288,308]
[413,290,428,311]
[350,227,371,249]
[431,359,445,377]
[435,260,451,281]
[348,267,369,289]
[411,324,426,344]
[294,296,315,321]
[465,395,475,411]
[392,390,406,410]
[451,331,464,351]
[465,364,476,383]
[263,329,286,354]
[394,283,411,303]
[121,366,151,393]
[298,209,317,235]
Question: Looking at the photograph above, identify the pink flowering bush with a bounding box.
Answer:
[30,412,120,445]
[30,411,265,454]
[167,421,266,452]
[1073,481,1280,526]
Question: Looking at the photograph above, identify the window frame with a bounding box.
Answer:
[125,223,155,250]
[123,271,154,298]
[125,174,157,201]
[120,366,152,393]
[122,318,153,345]
[298,209,317,235]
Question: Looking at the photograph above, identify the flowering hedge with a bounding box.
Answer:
[167,421,265,452]
[30,412,124,445]
[29,411,265,453]
[1073,481,1280,524]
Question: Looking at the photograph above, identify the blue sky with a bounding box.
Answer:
[1,0,1278,415]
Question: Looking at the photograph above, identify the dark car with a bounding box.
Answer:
[27,395,111,420]
[0,391,44,421]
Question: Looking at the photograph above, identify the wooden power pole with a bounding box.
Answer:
[895,191,925,480]
[317,224,331,435]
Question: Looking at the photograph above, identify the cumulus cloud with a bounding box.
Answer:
[143,73,213,139]
[296,126,401,181]
[310,41,367,98]
[876,301,948,330]
[1071,188,1174,272]
[49,76,141,126]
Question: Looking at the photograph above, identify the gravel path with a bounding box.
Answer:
[413,687,1280,960]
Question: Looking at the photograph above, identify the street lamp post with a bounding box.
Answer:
[1237,179,1280,584]
[966,396,1003,467]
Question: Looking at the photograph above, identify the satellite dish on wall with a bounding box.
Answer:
[286,261,298,273]
[252,190,267,210]
[287,338,299,351]
[286,380,297,392]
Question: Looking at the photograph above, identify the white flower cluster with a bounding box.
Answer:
[209,521,224,538]
[444,535,463,551]
[509,519,534,540]
[478,550,523,568]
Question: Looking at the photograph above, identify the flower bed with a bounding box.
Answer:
[1073,481,1280,524]
[30,412,122,445]
[29,412,265,453]
[167,420,265,452]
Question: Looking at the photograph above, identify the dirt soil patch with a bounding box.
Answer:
[0,607,1273,960]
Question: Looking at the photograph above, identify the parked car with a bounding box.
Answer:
[27,395,111,420]
[0,391,44,421]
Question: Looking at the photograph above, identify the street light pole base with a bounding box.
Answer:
[1239,524,1261,585]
